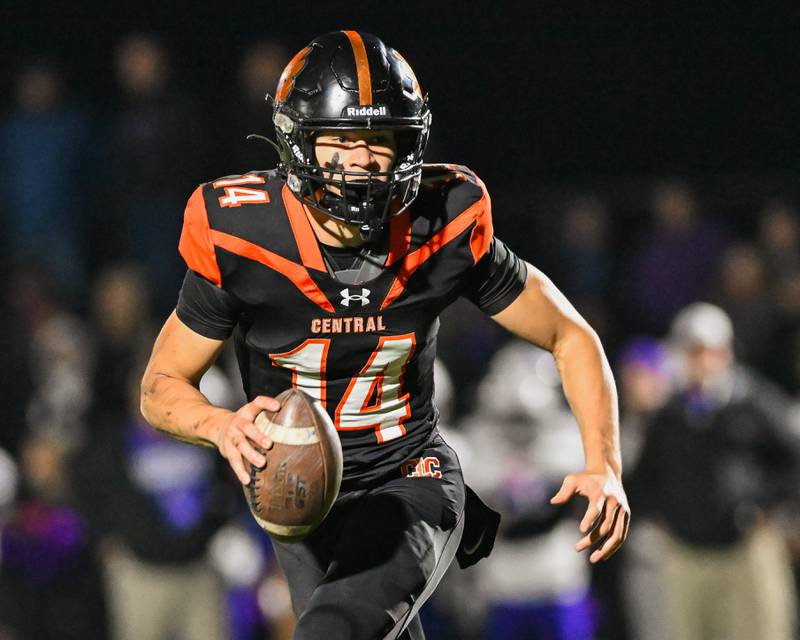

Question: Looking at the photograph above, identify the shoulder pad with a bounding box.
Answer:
[204,170,280,210]
[420,163,481,190]
[208,169,281,185]
[410,164,493,264]
[179,184,221,286]
[179,170,284,285]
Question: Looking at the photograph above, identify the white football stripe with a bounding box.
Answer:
[249,510,315,538]
[255,413,319,445]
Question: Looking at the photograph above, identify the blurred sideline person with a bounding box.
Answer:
[627,181,726,334]
[458,341,595,640]
[101,33,205,313]
[222,40,290,174]
[1,59,92,300]
[89,264,157,421]
[615,339,673,640]
[140,31,629,640]
[75,370,237,640]
[0,431,109,639]
[631,302,799,640]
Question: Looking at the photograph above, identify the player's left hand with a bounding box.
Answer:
[550,467,630,563]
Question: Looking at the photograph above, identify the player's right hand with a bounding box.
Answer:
[211,395,279,485]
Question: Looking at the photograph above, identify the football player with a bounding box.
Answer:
[140,31,630,640]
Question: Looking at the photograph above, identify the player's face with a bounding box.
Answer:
[314,130,397,190]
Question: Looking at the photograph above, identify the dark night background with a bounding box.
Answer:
[5,3,799,181]
[3,4,800,640]
[5,3,799,273]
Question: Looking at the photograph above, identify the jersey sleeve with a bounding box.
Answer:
[461,237,528,315]
[176,185,240,339]
[176,270,241,340]
[178,184,222,287]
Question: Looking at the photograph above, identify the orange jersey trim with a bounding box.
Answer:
[386,209,412,266]
[342,30,373,105]
[211,230,334,313]
[179,186,222,287]
[282,185,326,271]
[381,188,491,310]
[469,176,493,262]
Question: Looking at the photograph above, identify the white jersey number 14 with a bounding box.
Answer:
[270,334,416,444]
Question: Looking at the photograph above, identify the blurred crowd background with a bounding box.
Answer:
[2,7,800,640]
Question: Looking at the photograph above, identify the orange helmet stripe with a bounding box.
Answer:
[276,46,311,103]
[342,30,373,105]
[392,49,423,98]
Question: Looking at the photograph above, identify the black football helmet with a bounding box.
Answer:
[272,31,431,242]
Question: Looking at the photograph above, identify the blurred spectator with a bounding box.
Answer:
[617,338,673,465]
[758,199,800,283]
[0,448,18,523]
[457,341,594,640]
[437,298,505,417]
[630,302,799,640]
[89,263,156,420]
[221,40,290,174]
[4,261,93,451]
[0,262,41,456]
[417,360,473,639]
[558,195,613,341]
[713,242,775,372]
[0,433,108,639]
[0,445,19,638]
[208,519,291,640]
[74,370,237,640]
[0,59,93,301]
[757,201,800,392]
[614,339,673,640]
[765,270,800,394]
[99,33,207,313]
[626,181,727,334]
[26,303,92,448]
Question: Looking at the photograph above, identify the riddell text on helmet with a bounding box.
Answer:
[344,105,389,117]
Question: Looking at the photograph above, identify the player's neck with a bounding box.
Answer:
[304,204,366,249]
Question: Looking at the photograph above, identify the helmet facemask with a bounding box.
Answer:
[274,109,430,242]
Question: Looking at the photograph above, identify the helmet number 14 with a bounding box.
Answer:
[270,334,416,444]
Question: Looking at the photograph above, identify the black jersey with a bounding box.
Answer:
[177,164,526,489]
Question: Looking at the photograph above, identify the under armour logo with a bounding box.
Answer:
[340,288,371,307]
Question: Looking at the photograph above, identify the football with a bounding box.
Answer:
[243,388,343,543]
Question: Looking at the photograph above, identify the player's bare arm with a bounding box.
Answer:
[140,311,277,485]
[491,261,630,563]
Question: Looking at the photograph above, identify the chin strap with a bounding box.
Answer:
[246,134,282,157]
